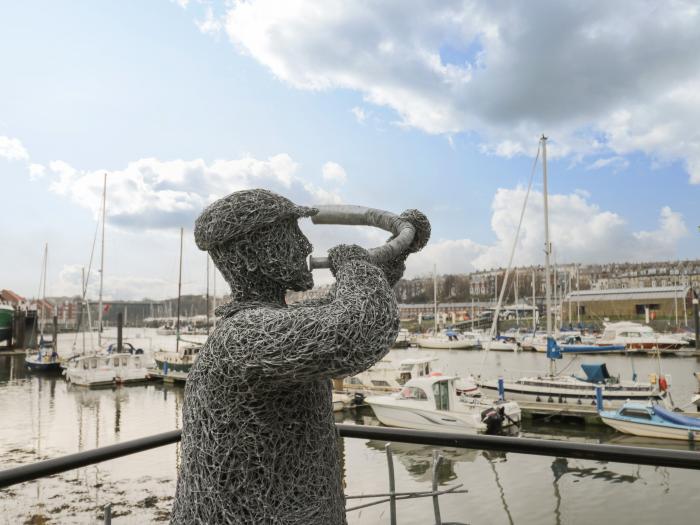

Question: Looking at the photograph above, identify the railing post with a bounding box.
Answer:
[103,503,112,525]
[432,450,443,525]
[498,377,505,401]
[385,443,397,525]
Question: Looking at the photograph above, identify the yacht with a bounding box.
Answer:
[416,330,480,350]
[366,374,521,433]
[478,363,665,408]
[597,322,688,353]
[64,353,150,386]
[153,343,201,376]
[343,356,437,394]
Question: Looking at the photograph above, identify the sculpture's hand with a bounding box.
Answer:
[328,244,370,277]
[399,209,431,254]
[376,209,431,286]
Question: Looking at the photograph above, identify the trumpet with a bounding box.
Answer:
[308,205,416,270]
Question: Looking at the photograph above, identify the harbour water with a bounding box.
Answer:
[1,328,698,524]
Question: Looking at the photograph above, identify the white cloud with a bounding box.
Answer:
[196,6,222,35]
[587,156,629,172]
[28,163,46,180]
[321,161,347,184]
[404,188,689,278]
[0,136,29,161]
[351,106,368,123]
[221,0,700,183]
[52,264,171,301]
[171,0,189,8]
[41,154,341,230]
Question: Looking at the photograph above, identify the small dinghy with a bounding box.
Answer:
[600,402,700,441]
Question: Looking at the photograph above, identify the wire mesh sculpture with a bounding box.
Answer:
[171,189,430,524]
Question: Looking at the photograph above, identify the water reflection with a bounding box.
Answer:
[365,440,478,483]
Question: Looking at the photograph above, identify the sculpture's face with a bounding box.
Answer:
[258,219,314,292]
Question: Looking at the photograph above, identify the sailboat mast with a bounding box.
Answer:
[176,227,184,354]
[98,173,106,347]
[433,265,438,333]
[542,135,556,376]
[40,243,48,339]
[542,135,552,338]
[532,269,536,331]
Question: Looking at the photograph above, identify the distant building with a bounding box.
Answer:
[563,286,692,323]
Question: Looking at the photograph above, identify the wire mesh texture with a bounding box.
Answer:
[171,189,430,524]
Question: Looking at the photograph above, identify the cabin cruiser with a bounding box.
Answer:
[597,322,688,353]
[343,356,437,394]
[417,330,480,350]
[366,374,521,433]
[482,335,519,352]
[153,343,201,375]
[64,353,150,386]
[478,363,665,408]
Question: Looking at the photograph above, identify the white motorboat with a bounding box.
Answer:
[392,328,412,348]
[343,356,437,394]
[64,353,150,386]
[417,330,480,350]
[600,402,700,441]
[366,375,521,433]
[597,322,688,352]
[478,363,665,409]
[64,355,116,387]
[482,337,519,352]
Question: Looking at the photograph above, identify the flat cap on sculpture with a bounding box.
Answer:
[194,188,318,250]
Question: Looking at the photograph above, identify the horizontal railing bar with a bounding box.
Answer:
[0,430,182,489]
[2,424,700,490]
[336,425,700,470]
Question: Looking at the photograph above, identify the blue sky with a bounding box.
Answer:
[2,1,699,299]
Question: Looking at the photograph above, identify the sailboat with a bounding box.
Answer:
[417,265,479,350]
[478,136,663,408]
[152,228,202,382]
[25,243,61,371]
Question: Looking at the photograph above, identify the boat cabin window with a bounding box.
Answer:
[433,381,450,411]
[619,408,652,420]
[346,377,363,385]
[121,357,127,366]
[83,360,89,370]
[371,380,390,387]
[398,372,412,385]
[91,359,97,369]
[400,386,428,400]
[601,330,615,340]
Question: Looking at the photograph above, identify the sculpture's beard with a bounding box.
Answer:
[273,258,314,292]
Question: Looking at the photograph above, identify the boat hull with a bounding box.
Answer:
[601,414,700,441]
[25,359,62,372]
[417,338,477,350]
[479,382,663,408]
[367,401,486,432]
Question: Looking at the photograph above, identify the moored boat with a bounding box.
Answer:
[366,374,521,433]
[600,402,700,441]
[597,322,689,352]
[417,330,480,350]
[478,363,665,408]
[343,356,437,394]
[0,304,13,343]
[64,355,116,387]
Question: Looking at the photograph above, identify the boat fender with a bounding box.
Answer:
[659,376,668,391]
[430,372,443,377]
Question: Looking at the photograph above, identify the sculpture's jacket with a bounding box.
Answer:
[171,257,398,524]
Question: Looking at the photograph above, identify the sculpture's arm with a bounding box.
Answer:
[224,251,398,384]
[286,284,336,308]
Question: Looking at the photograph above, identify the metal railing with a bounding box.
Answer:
[2,424,700,490]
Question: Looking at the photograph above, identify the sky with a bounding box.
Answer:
[1,0,699,301]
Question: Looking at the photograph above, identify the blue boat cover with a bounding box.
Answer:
[560,344,626,353]
[581,363,610,383]
[653,405,700,429]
